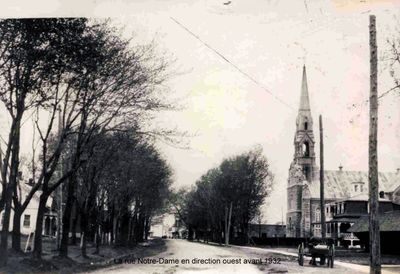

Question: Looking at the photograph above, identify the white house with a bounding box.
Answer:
[0,182,57,236]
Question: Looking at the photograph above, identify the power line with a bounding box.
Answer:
[170,16,295,110]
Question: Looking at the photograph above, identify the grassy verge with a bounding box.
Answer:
[0,238,167,274]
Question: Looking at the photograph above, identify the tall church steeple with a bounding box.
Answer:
[286,66,317,238]
[296,65,313,131]
[299,65,310,110]
[293,65,316,182]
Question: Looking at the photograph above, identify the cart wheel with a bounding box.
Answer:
[298,243,304,266]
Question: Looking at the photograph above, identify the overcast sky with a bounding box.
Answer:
[1,0,400,224]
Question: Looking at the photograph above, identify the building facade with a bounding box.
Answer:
[0,182,57,236]
[286,66,400,239]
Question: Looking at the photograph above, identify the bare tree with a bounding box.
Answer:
[0,19,88,265]
[387,23,400,93]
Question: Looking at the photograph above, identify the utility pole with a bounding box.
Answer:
[319,115,326,239]
[56,107,63,249]
[368,15,381,274]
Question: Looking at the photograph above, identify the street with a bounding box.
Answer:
[86,239,367,274]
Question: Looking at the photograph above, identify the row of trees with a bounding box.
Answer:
[0,18,175,265]
[172,147,273,245]
[64,130,171,257]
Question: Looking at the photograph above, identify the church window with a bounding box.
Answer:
[302,142,310,157]
[304,122,308,130]
[303,166,310,181]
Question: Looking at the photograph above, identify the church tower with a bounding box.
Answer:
[293,65,316,181]
[286,66,317,237]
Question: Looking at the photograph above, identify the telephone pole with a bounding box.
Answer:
[56,107,63,249]
[368,14,381,274]
[319,115,326,239]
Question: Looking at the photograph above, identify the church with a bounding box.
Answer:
[286,66,400,239]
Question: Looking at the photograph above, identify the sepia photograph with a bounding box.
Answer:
[0,0,399,273]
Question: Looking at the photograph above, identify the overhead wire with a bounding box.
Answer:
[170,16,295,110]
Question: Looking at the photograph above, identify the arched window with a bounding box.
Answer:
[302,141,310,157]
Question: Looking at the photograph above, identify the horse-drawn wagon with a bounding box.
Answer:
[298,238,335,268]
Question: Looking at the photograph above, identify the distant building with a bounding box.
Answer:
[286,66,400,240]
[248,223,286,238]
[149,213,177,238]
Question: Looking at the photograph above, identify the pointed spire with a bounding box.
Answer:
[299,65,311,111]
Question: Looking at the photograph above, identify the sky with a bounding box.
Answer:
[1,0,400,224]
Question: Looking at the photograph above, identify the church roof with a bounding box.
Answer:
[307,170,400,199]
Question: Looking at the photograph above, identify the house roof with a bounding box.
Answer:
[348,211,400,232]
[331,193,392,203]
[307,170,400,199]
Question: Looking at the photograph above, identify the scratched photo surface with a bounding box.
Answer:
[0,1,399,274]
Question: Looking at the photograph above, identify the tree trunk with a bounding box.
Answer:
[0,119,22,266]
[32,193,49,260]
[112,215,118,245]
[93,227,100,254]
[144,216,150,241]
[59,176,76,257]
[0,185,12,265]
[71,206,79,245]
[120,214,130,245]
[11,207,22,252]
[80,213,88,258]
[224,202,233,245]
[134,212,145,243]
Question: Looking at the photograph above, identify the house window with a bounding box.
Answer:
[314,224,321,236]
[315,208,321,222]
[354,185,358,192]
[23,215,30,228]
[360,185,364,192]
